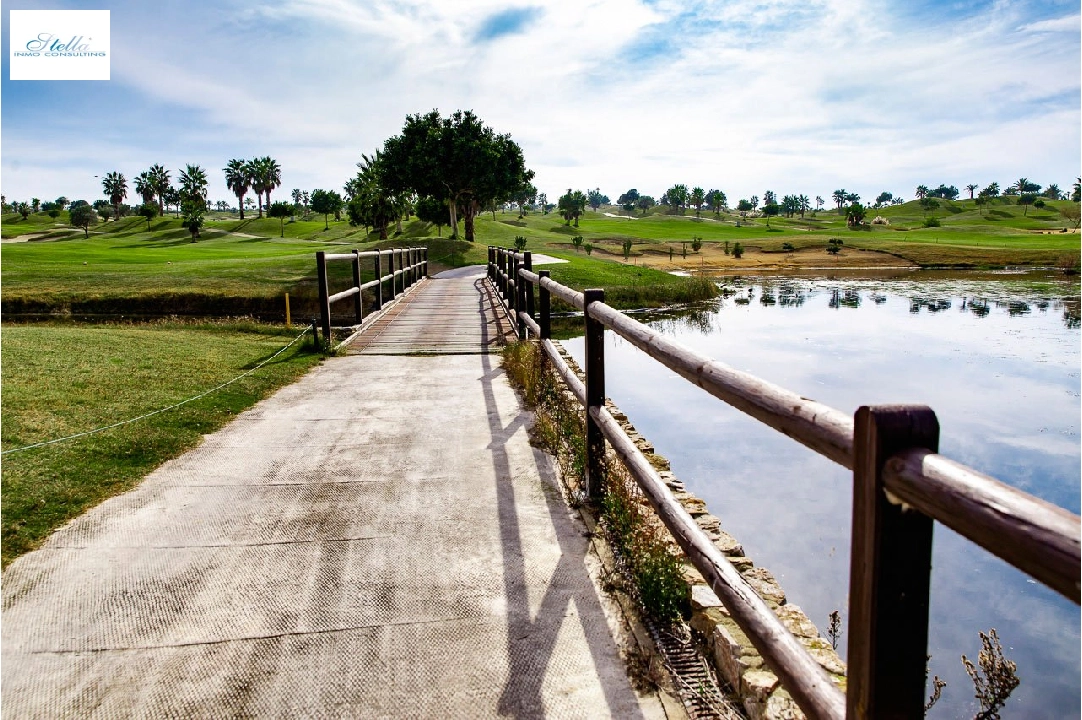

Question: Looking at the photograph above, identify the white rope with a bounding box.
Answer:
[2,327,312,456]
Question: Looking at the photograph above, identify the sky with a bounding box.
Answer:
[2,0,1080,208]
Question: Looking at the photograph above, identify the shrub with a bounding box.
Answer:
[782,242,795,252]
[732,242,744,259]
[571,235,584,251]
[923,216,941,228]
[514,235,527,252]
[584,243,593,255]
[690,236,702,252]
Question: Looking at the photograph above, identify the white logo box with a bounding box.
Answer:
[10,10,110,81]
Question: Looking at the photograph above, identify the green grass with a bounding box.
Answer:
[0,321,323,566]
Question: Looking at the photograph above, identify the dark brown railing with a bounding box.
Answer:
[315,248,427,345]
[489,246,1080,719]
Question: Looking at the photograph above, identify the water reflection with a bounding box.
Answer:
[910,297,952,313]
[562,270,1080,719]
[829,289,862,309]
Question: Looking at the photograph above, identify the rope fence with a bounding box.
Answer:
[2,326,312,456]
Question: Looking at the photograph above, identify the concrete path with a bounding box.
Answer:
[2,270,663,718]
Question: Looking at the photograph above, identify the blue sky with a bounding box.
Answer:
[2,0,1079,207]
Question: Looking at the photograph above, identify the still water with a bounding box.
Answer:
[561,270,1080,718]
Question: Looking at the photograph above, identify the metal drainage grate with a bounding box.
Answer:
[645,617,744,720]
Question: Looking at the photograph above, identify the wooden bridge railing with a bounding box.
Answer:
[315,248,427,345]
[488,246,1081,719]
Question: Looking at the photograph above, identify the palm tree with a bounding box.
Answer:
[134,172,155,206]
[815,196,824,212]
[179,164,208,210]
[690,186,705,217]
[224,159,250,220]
[965,183,979,200]
[148,164,170,215]
[247,158,266,218]
[832,189,846,210]
[101,172,127,220]
[915,185,929,200]
[1013,178,1029,197]
[798,194,810,218]
[258,156,282,210]
[1043,183,1061,201]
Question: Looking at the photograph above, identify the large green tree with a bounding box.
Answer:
[258,156,282,210]
[268,201,292,237]
[224,159,251,220]
[663,184,689,214]
[179,164,208,211]
[557,189,587,227]
[690,187,706,217]
[248,158,267,217]
[310,188,344,230]
[70,203,98,237]
[380,110,534,241]
[134,172,155,206]
[706,189,726,217]
[148,164,170,215]
[587,188,608,211]
[832,189,848,211]
[101,172,127,220]
[415,195,447,236]
[345,152,401,240]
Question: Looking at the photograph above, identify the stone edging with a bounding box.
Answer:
[553,342,847,720]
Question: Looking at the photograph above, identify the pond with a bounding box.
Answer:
[560,269,1080,718]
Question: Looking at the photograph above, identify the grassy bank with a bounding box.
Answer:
[3,196,1077,318]
[0,321,322,566]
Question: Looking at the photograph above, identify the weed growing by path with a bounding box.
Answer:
[501,340,687,624]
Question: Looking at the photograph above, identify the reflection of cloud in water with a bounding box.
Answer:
[560,270,1079,718]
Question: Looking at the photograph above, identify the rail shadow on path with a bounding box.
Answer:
[1,266,662,718]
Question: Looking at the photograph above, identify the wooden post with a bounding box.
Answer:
[584,288,606,500]
[497,249,505,299]
[284,292,291,327]
[407,248,415,288]
[524,251,535,324]
[512,254,522,338]
[502,249,510,301]
[539,270,551,340]
[423,247,428,277]
[374,251,383,310]
[351,250,363,324]
[488,246,495,281]
[316,251,331,346]
[847,405,939,720]
[394,249,401,297]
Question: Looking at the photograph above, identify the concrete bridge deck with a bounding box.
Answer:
[1,267,664,718]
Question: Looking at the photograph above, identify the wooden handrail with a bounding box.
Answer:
[586,300,854,469]
[590,402,846,718]
[314,248,428,345]
[884,448,1081,602]
[487,247,1082,719]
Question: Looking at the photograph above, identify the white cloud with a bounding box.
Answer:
[1,0,1077,204]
